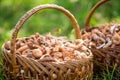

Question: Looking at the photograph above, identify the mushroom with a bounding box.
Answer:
[32,49,43,59]
[4,41,11,50]
[17,45,29,52]
[96,43,106,49]
[103,37,112,48]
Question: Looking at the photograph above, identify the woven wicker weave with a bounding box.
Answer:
[82,0,120,72]
[2,4,93,80]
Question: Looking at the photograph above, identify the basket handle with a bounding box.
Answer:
[10,4,81,78]
[85,0,110,29]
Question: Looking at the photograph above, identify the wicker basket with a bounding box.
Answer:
[2,4,93,80]
[82,0,120,72]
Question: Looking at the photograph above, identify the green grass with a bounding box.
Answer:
[0,59,7,80]
[93,64,120,80]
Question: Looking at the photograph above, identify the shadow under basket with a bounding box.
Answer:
[2,4,93,80]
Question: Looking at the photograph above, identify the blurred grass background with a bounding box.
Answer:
[0,0,120,79]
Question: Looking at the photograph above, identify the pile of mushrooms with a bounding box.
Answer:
[82,22,120,49]
[4,33,91,63]
[82,22,120,70]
